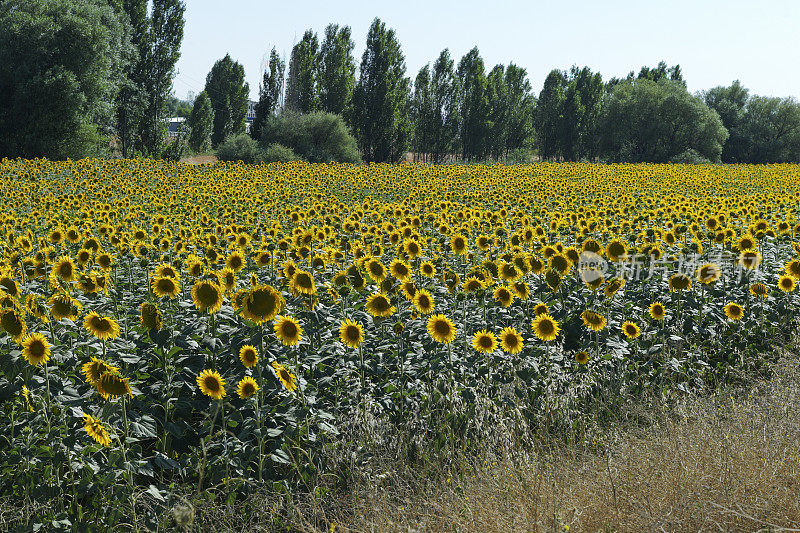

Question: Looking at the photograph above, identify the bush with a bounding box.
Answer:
[261,112,361,163]
[669,148,712,164]
[215,134,264,164]
[262,143,302,162]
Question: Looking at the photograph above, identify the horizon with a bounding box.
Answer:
[174,0,800,102]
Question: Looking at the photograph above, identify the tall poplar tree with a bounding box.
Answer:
[285,30,318,114]
[205,54,249,147]
[429,49,459,163]
[251,47,285,141]
[457,47,488,161]
[318,24,356,118]
[351,18,411,162]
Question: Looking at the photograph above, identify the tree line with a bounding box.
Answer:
[2,3,800,164]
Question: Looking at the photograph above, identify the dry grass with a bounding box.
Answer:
[321,357,800,533]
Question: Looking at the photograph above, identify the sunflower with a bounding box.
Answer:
[83,311,121,341]
[191,280,224,314]
[493,285,515,307]
[499,261,519,282]
[239,345,259,368]
[471,329,498,353]
[784,259,800,280]
[274,316,303,347]
[151,275,180,299]
[420,261,436,278]
[463,276,484,293]
[82,356,119,386]
[271,361,298,392]
[0,308,27,343]
[52,255,77,282]
[365,293,395,317]
[575,351,590,365]
[778,275,796,293]
[533,302,549,316]
[724,302,744,321]
[96,372,132,399]
[532,313,560,342]
[226,250,246,272]
[237,376,259,399]
[217,267,237,293]
[365,259,388,283]
[649,302,666,321]
[22,332,51,366]
[290,269,317,295]
[603,277,625,298]
[389,259,412,282]
[621,321,641,339]
[749,283,768,299]
[241,284,284,324]
[339,319,364,349]
[413,289,435,315]
[581,310,607,332]
[668,273,692,292]
[427,314,456,344]
[139,302,163,330]
[606,239,628,262]
[450,234,468,255]
[738,249,761,270]
[25,294,49,323]
[696,263,721,284]
[48,292,80,321]
[196,369,226,400]
[498,327,524,354]
[83,413,112,447]
[512,280,530,300]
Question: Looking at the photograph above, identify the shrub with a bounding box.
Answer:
[262,143,302,163]
[261,112,361,163]
[216,134,264,164]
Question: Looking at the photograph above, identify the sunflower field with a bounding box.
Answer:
[1,158,799,529]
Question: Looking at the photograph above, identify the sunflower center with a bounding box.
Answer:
[345,326,360,341]
[203,377,220,392]
[29,340,45,358]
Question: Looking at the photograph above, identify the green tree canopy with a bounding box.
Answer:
[737,96,800,163]
[599,78,728,163]
[703,80,750,162]
[205,54,249,147]
[251,47,285,141]
[285,30,319,114]
[457,47,488,161]
[187,91,214,152]
[318,24,356,118]
[351,18,411,163]
[0,0,129,159]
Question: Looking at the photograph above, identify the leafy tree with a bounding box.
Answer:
[637,61,684,86]
[351,18,412,162]
[0,0,129,159]
[535,70,566,160]
[251,47,285,141]
[115,0,148,158]
[318,24,356,118]
[737,96,800,163]
[457,47,488,161]
[166,94,192,117]
[599,78,728,163]
[429,49,460,163]
[285,30,318,114]
[570,66,604,160]
[205,54,249,147]
[136,0,185,156]
[485,65,508,159]
[504,63,535,154]
[411,64,434,161]
[704,81,750,162]
[187,91,214,152]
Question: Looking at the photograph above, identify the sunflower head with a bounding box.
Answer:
[778,275,796,293]
[271,361,298,392]
[532,313,560,342]
[649,302,666,321]
[338,319,364,349]
[724,302,744,321]
[668,273,692,292]
[621,321,641,340]
[239,345,259,368]
[237,376,259,399]
[0,308,27,343]
[427,314,456,344]
[749,283,768,299]
[366,293,395,318]
[139,302,163,330]
[83,311,121,341]
[97,371,132,399]
[274,316,303,347]
[196,369,226,400]
[241,284,284,324]
[471,329,498,354]
[498,327,523,354]
[191,280,224,314]
[575,351,590,365]
[22,332,51,366]
[83,413,112,447]
[152,275,180,299]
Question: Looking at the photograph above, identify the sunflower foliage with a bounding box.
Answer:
[0,158,799,529]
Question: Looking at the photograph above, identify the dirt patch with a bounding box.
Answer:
[180,154,217,165]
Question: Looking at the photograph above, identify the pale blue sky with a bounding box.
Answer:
[173,0,800,102]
